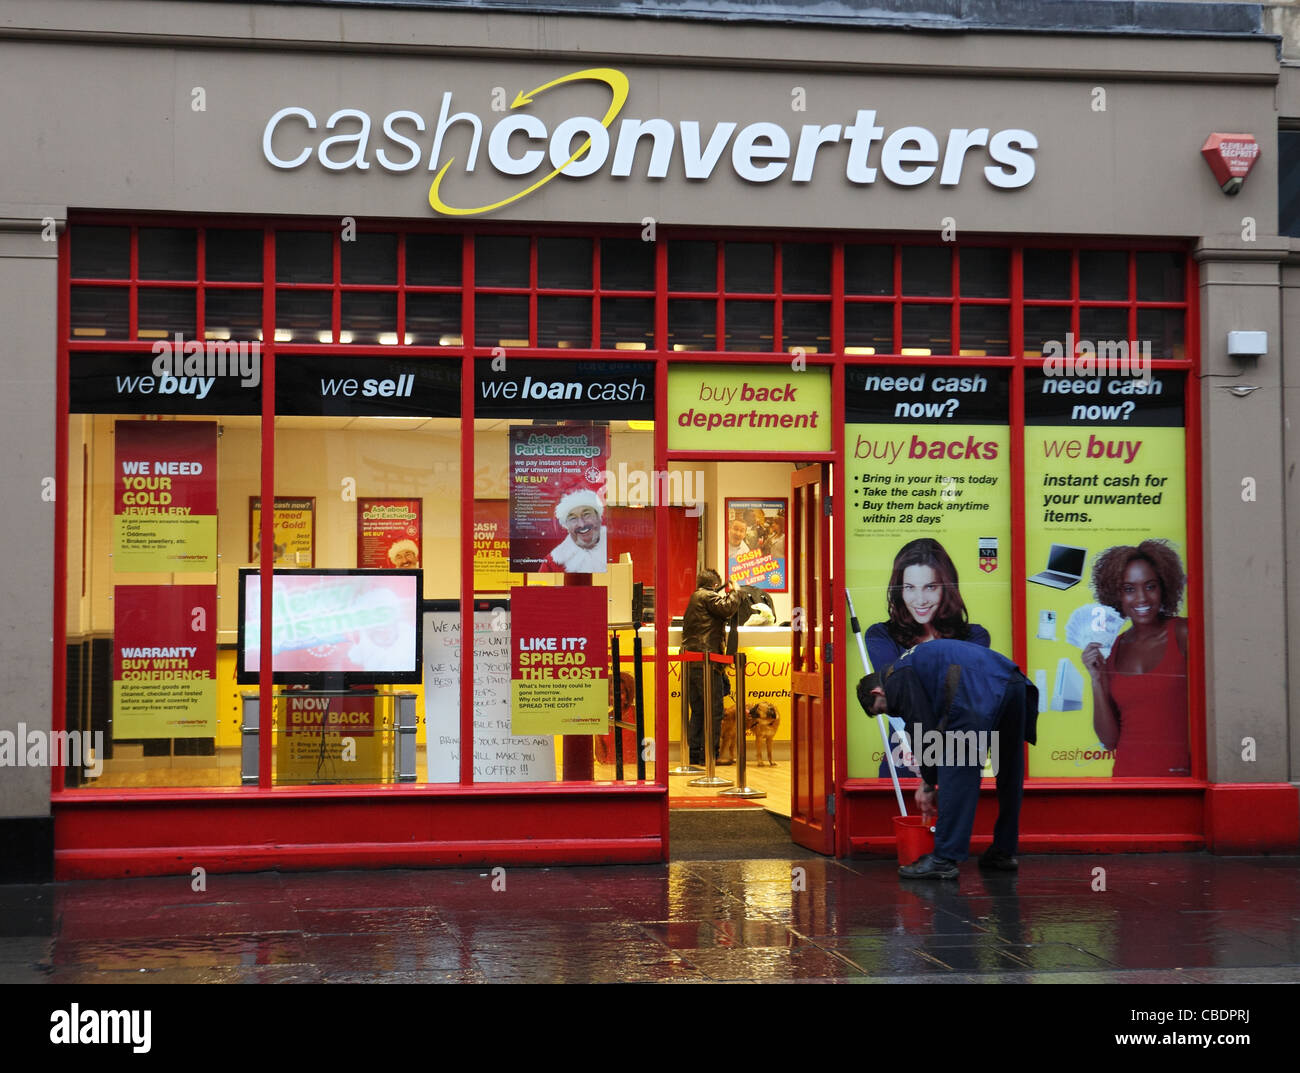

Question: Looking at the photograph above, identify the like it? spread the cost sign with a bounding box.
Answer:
[668,366,832,453]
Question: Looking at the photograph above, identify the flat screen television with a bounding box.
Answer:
[237,568,423,686]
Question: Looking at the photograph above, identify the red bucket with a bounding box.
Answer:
[892,815,935,866]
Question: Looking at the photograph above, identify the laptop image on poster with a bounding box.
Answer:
[1028,543,1087,590]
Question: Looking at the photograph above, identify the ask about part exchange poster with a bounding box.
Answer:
[1024,370,1190,779]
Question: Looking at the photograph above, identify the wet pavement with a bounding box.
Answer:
[2,852,1298,985]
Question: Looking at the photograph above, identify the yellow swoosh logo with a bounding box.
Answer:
[429,67,629,217]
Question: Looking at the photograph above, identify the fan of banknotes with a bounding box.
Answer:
[1065,603,1125,658]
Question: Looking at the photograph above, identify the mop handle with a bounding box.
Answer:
[845,591,907,817]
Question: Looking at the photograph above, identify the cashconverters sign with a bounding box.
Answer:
[261,67,1039,216]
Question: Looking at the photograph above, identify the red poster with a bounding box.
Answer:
[357,497,422,568]
[113,420,218,572]
[509,424,610,574]
[509,585,608,735]
[113,585,217,738]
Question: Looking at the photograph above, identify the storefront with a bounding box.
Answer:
[2,0,1298,880]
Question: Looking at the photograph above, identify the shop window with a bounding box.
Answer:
[475,235,530,288]
[471,359,659,787]
[539,295,593,348]
[475,293,530,347]
[725,241,774,294]
[275,231,333,283]
[1023,248,1071,300]
[958,305,1009,356]
[844,244,893,296]
[138,228,197,281]
[205,229,263,282]
[340,232,397,285]
[1078,249,1128,300]
[600,237,655,291]
[844,302,893,354]
[600,297,654,350]
[782,301,830,353]
[959,247,1010,298]
[1136,251,1184,302]
[782,243,831,295]
[668,298,716,350]
[205,290,263,341]
[340,291,398,345]
[900,303,950,354]
[70,286,129,339]
[275,289,332,343]
[668,239,716,292]
[406,293,462,346]
[406,234,462,286]
[71,226,130,279]
[63,412,261,790]
[539,237,593,290]
[724,299,774,351]
[138,288,196,340]
[901,246,951,296]
[1022,305,1071,357]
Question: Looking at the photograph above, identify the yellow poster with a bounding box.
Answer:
[249,496,315,566]
[668,365,831,453]
[842,367,1012,779]
[1024,370,1189,778]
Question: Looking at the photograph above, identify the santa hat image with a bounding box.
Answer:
[554,486,605,523]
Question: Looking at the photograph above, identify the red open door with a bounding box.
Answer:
[790,463,834,855]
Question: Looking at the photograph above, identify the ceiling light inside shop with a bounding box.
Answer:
[959,349,988,357]
[438,335,463,347]
[844,346,876,355]
[789,346,818,354]
[138,330,167,339]
[498,338,529,347]
[204,330,232,341]
[274,330,293,342]
[901,348,932,356]
[72,328,108,337]
[627,420,655,430]
[378,333,414,346]
[614,342,647,350]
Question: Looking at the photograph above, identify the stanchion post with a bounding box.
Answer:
[611,631,624,781]
[671,654,703,775]
[720,650,764,799]
[690,654,732,788]
[633,631,646,781]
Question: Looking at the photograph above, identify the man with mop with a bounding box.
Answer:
[857,639,1038,880]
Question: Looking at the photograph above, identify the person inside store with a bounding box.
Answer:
[538,488,608,573]
[1080,539,1190,777]
[857,639,1038,879]
[680,568,749,766]
[866,538,990,777]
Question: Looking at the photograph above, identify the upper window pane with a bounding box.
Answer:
[341,232,397,285]
[782,244,831,295]
[1023,249,1071,300]
[600,238,655,291]
[724,300,774,351]
[725,243,774,294]
[960,248,1010,298]
[901,247,951,296]
[205,230,262,282]
[407,234,462,287]
[138,228,197,281]
[1079,250,1128,300]
[476,236,530,288]
[475,294,530,347]
[276,232,333,283]
[70,227,129,279]
[538,237,593,290]
[70,286,129,339]
[845,245,893,296]
[668,240,716,292]
[1136,252,1185,302]
[1280,130,1300,238]
[138,288,196,338]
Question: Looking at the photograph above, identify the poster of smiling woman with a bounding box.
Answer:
[508,424,610,574]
